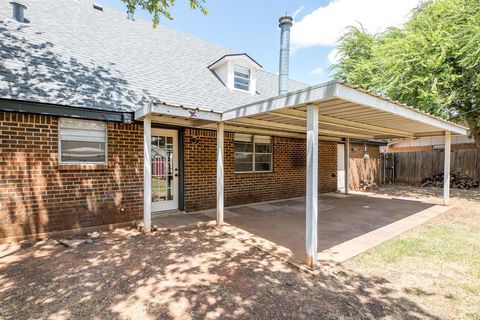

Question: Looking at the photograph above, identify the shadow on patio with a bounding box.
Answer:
[192,193,444,264]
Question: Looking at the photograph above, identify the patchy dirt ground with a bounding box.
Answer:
[0,230,433,319]
[349,185,480,319]
[0,185,478,319]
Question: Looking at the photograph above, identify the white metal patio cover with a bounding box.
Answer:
[136,80,468,269]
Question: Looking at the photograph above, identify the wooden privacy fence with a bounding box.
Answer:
[349,144,381,190]
[394,149,480,185]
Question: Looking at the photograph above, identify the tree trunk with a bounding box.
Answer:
[465,115,480,149]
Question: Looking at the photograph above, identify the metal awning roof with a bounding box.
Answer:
[135,81,468,140]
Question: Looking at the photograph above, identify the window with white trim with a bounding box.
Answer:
[233,65,250,91]
[59,118,107,164]
[234,134,272,172]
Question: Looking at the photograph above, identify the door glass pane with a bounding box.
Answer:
[152,176,167,201]
[151,137,160,156]
[151,134,175,204]
[158,175,167,200]
[158,136,165,148]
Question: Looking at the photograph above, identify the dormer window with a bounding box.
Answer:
[233,65,250,91]
[208,53,262,94]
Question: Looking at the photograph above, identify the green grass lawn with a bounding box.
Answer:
[347,190,480,319]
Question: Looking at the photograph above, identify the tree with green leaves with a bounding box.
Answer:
[333,0,480,148]
[121,0,208,26]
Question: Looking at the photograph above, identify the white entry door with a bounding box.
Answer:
[337,144,345,191]
[151,129,179,212]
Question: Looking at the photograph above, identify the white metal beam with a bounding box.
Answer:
[151,115,197,127]
[221,81,338,121]
[269,109,415,138]
[224,124,305,139]
[345,138,350,195]
[216,122,225,225]
[228,117,306,132]
[147,116,341,141]
[220,81,467,136]
[143,115,152,232]
[135,102,222,122]
[336,84,468,135]
[443,131,451,206]
[305,104,318,269]
[227,117,374,139]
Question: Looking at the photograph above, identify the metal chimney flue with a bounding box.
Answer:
[278,15,293,96]
[10,1,26,23]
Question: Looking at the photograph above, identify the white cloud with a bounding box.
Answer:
[327,48,340,64]
[292,6,304,20]
[291,0,421,48]
[310,67,324,76]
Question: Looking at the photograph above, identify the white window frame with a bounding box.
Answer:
[233,64,251,92]
[234,134,272,173]
[58,118,108,164]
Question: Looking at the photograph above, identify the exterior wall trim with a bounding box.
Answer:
[0,98,133,123]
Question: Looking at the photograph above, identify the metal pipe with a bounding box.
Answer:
[278,15,293,96]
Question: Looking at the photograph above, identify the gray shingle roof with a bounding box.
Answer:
[0,0,307,113]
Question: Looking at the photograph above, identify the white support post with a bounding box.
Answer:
[216,122,225,225]
[443,131,451,206]
[306,104,319,269]
[143,115,152,232]
[344,138,350,194]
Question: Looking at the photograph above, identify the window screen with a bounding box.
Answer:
[59,118,107,163]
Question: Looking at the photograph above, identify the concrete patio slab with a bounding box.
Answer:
[190,193,451,265]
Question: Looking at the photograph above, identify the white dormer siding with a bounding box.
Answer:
[208,54,262,95]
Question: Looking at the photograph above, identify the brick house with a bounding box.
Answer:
[0,1,468,266]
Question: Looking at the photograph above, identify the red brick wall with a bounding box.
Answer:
[183,128,338,212]
[1,113,339,239]
[0,112,143,240]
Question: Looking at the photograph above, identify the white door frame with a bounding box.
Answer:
[151,128,179,213]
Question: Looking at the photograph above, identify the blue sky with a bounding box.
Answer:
[98,0,421,85]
